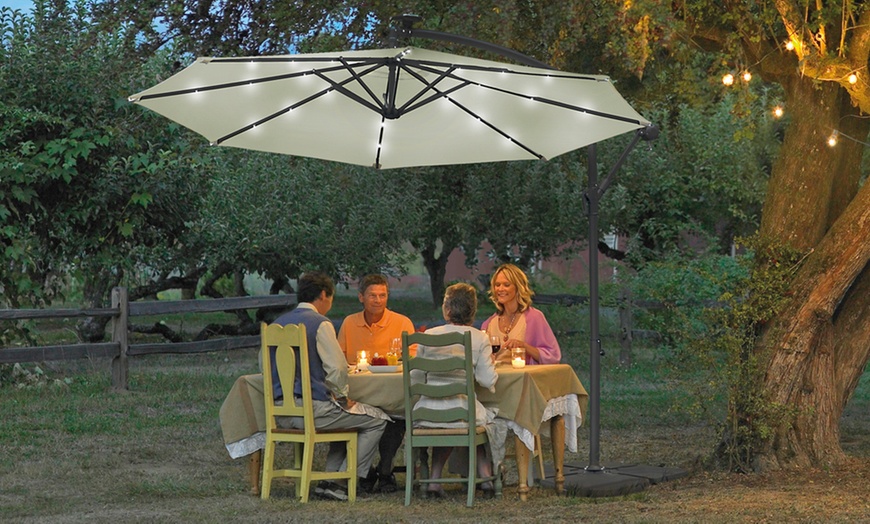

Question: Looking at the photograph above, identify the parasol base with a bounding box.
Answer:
[539,462,688,498]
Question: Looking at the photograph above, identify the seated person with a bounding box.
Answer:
[271,271,387,501]
[482,263,561,365]
[337,274,415,493]
[412,282,498,498]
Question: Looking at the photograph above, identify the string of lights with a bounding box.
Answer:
[719,37,870,147]
[826,129,870,148]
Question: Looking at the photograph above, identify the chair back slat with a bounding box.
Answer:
[410,382,467,399]
[406,355,466,373]
[412,406,469,424]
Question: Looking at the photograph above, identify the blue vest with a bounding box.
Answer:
[271,306,332,402]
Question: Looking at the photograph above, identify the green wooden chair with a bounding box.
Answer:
[401,330,497,507]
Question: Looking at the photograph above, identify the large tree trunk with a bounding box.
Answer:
[752,77,870,469]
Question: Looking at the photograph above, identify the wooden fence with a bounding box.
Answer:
[2,287,716,388]
[0,287,296,389]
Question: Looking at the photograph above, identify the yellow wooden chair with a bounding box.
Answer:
[260,322,358,502]
[401,330,498,507]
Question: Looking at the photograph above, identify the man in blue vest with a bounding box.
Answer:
[271,271,387,501]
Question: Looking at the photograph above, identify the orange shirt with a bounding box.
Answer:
[336,308,416,364]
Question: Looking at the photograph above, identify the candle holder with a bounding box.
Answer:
[511,347,526,368]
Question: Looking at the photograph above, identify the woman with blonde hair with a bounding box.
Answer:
[481,263,561,365]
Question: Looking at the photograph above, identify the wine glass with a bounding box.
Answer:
[489,334,502,357]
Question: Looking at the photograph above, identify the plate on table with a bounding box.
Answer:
[368,365,401,373]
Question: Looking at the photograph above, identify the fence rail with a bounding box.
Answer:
[1,287,296,389]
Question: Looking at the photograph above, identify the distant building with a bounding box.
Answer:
[386,236,624,295]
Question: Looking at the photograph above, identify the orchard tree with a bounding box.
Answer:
[1,2,210,340]
[193,150,420,293]
[601,96,778,266]
[462,157,586,271]
[398,159,585,305]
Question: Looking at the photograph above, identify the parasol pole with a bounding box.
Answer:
[584,126,657,470]
[585,142,603,470]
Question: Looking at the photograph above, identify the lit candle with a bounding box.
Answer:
[358,351,369,371]
[511,347,526,368]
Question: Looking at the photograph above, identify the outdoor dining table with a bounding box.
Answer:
[219,364,588,499]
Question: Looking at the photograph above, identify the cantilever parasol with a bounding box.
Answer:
[129,46,649,169]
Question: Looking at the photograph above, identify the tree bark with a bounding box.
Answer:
[754,76,870,469]
[420,240,453,306]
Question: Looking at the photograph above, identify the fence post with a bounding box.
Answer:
[618,285,633,368]
[111,287,129,390]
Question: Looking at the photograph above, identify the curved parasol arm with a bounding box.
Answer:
[388,14,556,70]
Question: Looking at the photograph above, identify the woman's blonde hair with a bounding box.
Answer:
[488,263,534,314]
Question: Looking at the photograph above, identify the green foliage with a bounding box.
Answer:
[192,151,421,285]
[0,363,72,390]
[637,235,805,471]
[630,254,747,344]
[599,93,777,266]
[708,235,806,471]
[1,3,205,311]
[462,157,586,269]
[625,254,745,426]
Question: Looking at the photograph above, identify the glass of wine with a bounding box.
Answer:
[489,334,501,357]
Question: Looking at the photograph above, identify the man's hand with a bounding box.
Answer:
[333,395,357,410]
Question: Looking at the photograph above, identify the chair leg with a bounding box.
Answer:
[260,441,275,500]
[466,445,476,508]
[404,446,417,506]
[299,443,316,503]
[346,438,358,502]
[293,442,303,499]
[534,435,545,486]
[419,447,430,482]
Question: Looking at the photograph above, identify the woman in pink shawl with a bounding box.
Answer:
[481,264,561,365]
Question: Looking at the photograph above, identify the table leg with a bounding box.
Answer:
[514,435,531,501]
[550,415,565,495]
[249,450,262,496]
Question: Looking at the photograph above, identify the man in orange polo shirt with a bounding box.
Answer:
[337,274,415,365]
[337,274,415,493]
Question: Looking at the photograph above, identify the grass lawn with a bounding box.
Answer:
[2,296,870,522]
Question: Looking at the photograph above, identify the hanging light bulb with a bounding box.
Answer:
[742,71,752,82]
[722,73,735,86]
[785,40,795,51]
[849,73,858,84]
[772,106,784,118]
[828,130,839,147]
